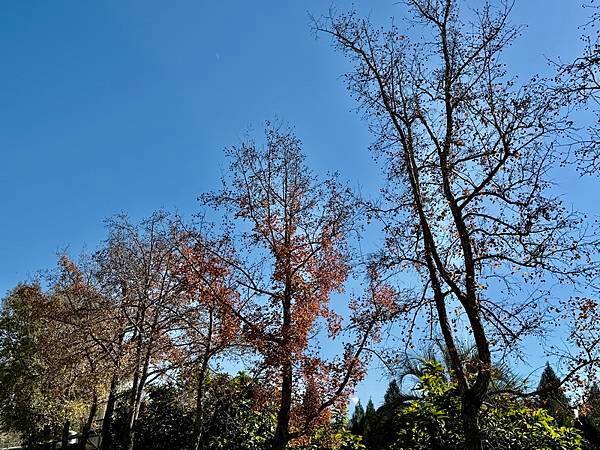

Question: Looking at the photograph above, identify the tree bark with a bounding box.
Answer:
[272,361,293,450]
[41,424,52,450]
[100,375,118,450]
[125,355,151,450]
[125,308,147,450]
[78,392,98,450]
[272,223,293,450]
[193,309,213,450]
[192,354,210,450]
[462,394,484,450]
[125,379,144,450]
[61,420,70,449]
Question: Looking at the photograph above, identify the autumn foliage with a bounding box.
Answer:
[4,2,600,450]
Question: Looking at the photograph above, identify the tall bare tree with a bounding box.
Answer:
[557,1,600,174]
[317,1,593,448]
[94,212,187,450]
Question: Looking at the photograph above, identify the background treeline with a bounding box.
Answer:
[4,0,600,449]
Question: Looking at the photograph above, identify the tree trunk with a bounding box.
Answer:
[100,375,118,450]
[193,308,213,450]
[125,419,136,450]
[125,323,144,450]
[125,391,138,450]
[61,420,70,449]
[272,361,293,450]
[271,213,294,450]
[462,394,484,450]
[192,354,210,450]
[41,424,52,450]
[125,386,143,450]
[78,392,98,450]
[126,305,160,450]
[125,366,141,450]
[126,366,150,450]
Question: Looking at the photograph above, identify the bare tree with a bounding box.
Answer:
[557,1,600,174]
[317,1,594,448]
[94,212,187,450]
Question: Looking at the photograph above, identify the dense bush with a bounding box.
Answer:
[353,361,583,450]
[110,373,276,450]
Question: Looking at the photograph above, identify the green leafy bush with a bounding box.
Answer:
[362,360,583,450]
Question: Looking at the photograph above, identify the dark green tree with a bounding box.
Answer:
[349,401,365,435]
[132,384,194,450]
[0,285,45,443]
[363,380,407,449]
[383,380,401,406]
[536,364,575,427]
[111,372,276,450]
[195,372,276,449]
[577,383,600,449]
[363,400,376,441]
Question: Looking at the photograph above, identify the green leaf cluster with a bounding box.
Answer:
[358,360,583,450]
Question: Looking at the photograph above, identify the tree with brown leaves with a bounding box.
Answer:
[173,230,243,450]
[202,124,388,449]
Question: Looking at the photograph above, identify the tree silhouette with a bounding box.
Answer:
[536,364,574,427]
[317,1,592,447]
[578,383,600,448]
[349,400,365,435]
[384,380,402,406]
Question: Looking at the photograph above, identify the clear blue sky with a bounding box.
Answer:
[1,0,597,407]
